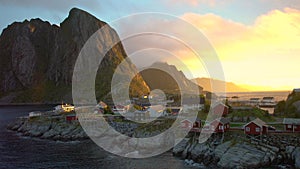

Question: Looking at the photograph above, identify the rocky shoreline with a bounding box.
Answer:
[7,113,177,158]
[7,114,300,168]
[6,114,167,141]
[7,115,89,141]
[173,133,300,169]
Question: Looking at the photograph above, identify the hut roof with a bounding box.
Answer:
[212,117,230,124]
[244,118,268,128]
[283,118,300,125]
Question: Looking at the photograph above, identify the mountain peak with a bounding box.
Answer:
[151,62,169,66]
[0,7,149,103]
[62,8,107,31]
[70,7,85,14]
[68,7,94,18]
[151,62,178,71]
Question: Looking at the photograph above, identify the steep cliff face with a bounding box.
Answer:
[0,19,59,92]
[0,8,149,103]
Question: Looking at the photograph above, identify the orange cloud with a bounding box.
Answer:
[181,13,248,56]
[182,8,300,60]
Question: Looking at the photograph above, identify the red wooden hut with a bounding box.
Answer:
[193,117,202,129]
[66,114,78,122]
[212,103,229,116]
[181,119,193,129]
[243,118,268,135]
[180,118,202,130]
[283,118,300,132]
[209,117,230,133]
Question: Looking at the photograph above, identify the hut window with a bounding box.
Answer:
[245,127,250,132]
[255,127,260,132]
[287,125,292,128]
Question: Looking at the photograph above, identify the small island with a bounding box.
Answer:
[7,89,300,168]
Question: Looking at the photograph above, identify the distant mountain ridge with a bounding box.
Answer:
[0,8,149,103]
[140,62,203,94]
[192,77,250,93]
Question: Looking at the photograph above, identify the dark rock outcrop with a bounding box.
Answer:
[173,135,300,169]
[0,8,149,103]
[7,116,88,141]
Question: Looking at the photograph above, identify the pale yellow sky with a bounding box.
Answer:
[176,8,300,91]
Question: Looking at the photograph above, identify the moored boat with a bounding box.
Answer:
[259,97,276,107]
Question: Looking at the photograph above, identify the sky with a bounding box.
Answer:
[0,0,300,91]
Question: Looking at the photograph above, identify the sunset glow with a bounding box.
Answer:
[180,8,300,91]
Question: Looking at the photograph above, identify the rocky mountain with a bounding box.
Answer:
[139,62,203,95]
[0,8,149,103]
[192,77,249,93]
[274,89,300,117]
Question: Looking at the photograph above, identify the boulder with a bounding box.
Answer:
[7,118,25,130]
[172,138,189,157]
[286,146,295,160]
[41,129,56,139]
[181,142,191,159]
[217,143,267,169]
[292,147,300,169]
[190,143,209,163]
[202,150,214,166]
[214,141,231,159]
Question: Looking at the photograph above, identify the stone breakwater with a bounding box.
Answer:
[6,115,171,142]
[7,115,143,141]
[7,116,88,141]
[173,134,300,169]
[7,115,177,157]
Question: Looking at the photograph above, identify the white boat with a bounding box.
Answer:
[29,111,42,117]
[259,97,276,107]
[112,105,128,114]
[54,104,75,112]
[96,101,108,109]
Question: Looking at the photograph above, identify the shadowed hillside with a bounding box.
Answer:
[0,8,149,103]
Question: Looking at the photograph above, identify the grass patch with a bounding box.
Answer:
[270,124,284,130]
[135,119,174,133]
[197,111,208,120]
[230,123,244,128]
[228,107,276,122]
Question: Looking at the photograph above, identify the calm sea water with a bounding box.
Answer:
[223,91,290,101]
[224,91,291,114]
[0,105,189,169]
